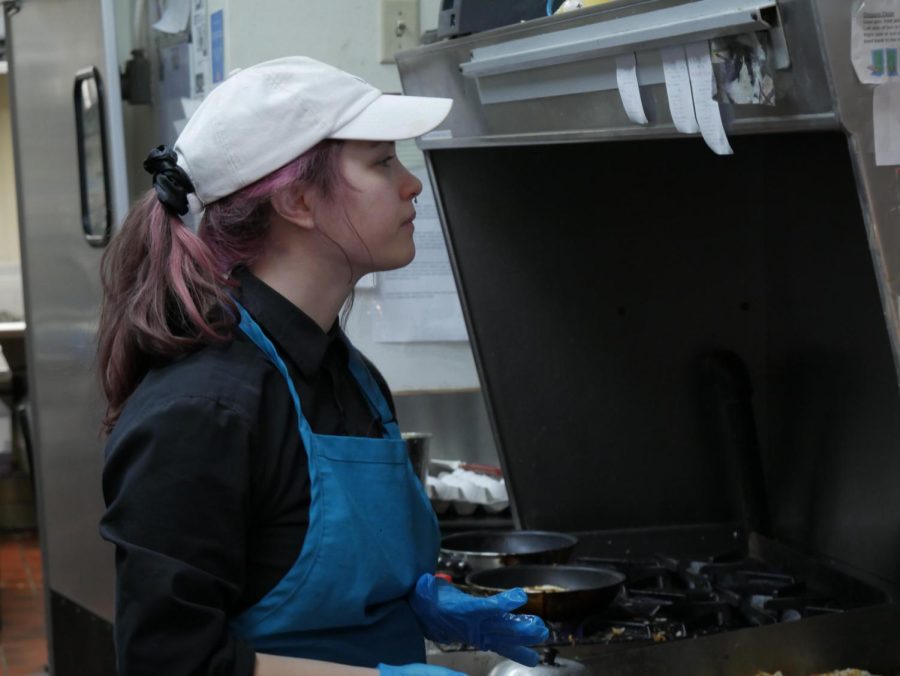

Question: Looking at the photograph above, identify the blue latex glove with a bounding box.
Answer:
[409,573,549,667]
[378,664,468,676]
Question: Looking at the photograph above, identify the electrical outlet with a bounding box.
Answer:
[379,0,419,64]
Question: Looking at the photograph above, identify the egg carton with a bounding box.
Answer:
[426,466,509,516]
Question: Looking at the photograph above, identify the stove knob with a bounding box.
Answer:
[781,609,802,623]
[540,648,559,666]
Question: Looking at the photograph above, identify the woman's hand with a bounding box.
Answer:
[378,664,468,675]
[409,573,549,667]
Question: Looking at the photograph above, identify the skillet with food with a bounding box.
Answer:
[466,564,626,622]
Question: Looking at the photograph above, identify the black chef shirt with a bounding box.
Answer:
[100,269,396,676]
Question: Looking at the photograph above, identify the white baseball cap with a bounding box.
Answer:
[172,56,452,207]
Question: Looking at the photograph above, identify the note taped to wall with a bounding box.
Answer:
[374,143,467,343]
[615,53,648,125]
[189,0,210,99]
[685,41,734,156]
[661,46,699,134]
[873,83,900,165]
[152,0,191,34]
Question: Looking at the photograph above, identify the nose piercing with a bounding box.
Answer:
[413,197,418,204]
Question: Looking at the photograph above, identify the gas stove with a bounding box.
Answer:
[429,528,900,675]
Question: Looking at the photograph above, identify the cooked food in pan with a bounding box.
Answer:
[467,564,626,621]
[757,670,876,676]
[522,584,567,593]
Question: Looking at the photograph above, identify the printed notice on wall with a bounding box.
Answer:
[189,0,210,99]
[373,142,468,343]
[852,0,900,84]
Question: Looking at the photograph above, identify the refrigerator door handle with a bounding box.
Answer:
[73,66,112,248]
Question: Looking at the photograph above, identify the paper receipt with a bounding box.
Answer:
[685,41,734,156]
[615,52,649,125]
[661,46,700,134]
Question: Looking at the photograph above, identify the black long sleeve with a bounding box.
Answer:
[99,270,397,675]
[101,394,258,676]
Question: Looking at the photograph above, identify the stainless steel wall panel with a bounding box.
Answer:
[812,0,900,391]
[762,135,900,583]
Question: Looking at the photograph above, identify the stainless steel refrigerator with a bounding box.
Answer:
[6,0,131,672]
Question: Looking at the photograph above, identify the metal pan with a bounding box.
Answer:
[439,530,578,576]
[466,565,626,622]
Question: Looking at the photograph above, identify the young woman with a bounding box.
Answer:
[96,57,547,676]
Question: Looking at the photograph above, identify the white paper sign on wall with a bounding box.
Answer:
[852,0,900,84]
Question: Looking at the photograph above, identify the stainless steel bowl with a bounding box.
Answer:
[488,649,589,676]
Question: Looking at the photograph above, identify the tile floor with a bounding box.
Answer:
[0,532,47,676]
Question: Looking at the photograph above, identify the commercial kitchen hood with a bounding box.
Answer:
[397,0,900,600]
[401,0,900,671]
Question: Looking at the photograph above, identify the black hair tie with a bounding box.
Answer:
[143,145,196,216]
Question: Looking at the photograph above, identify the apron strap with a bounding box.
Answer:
[235,299,399,441]
[234,301,316,445]
[344,341,401,440]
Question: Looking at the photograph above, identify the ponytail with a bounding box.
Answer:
[98,139,346,433]
[97,192,235,433]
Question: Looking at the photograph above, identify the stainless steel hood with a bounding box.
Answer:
[396,0,900,591]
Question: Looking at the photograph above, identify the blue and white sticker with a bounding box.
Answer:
[211,9,225,85]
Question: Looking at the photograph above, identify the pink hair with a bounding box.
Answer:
[97,140,345,432]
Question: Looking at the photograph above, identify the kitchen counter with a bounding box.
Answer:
[0,322,25,373]
[0,322,25,339]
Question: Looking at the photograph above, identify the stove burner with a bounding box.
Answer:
[521,553,851,648]
[433,550,858,654]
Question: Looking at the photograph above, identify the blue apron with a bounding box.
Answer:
[229,301,440,667]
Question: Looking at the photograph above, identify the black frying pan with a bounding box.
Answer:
[439,530,578,575]
[466,565,626,621]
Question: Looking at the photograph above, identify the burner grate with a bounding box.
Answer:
[552,553,850,646]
